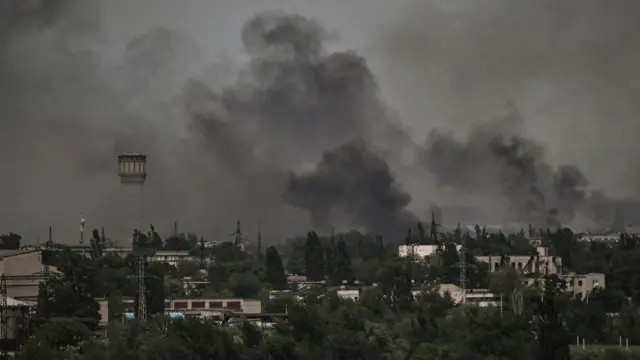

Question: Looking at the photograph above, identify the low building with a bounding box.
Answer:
[578,233,619,244]
[560,272,605,299]
[149,251,193,267]
[398,244,462,260]
[0,249,55,303]
[521,272,605,299]
[476,247,562,275]
[99,297,262,322]
[0,297,32,351]
[414,284,500,307]
[336,288,360,301]
[102,248,195,267]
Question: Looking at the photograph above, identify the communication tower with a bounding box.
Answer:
[118,154,148,322]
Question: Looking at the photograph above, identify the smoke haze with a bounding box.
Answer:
[1,0,639,244]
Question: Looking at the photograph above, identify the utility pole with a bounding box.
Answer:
[431,212,440,252]
[232,220,243,248]
[199,236,206,269]
[80,215,85,246]
[451,232,475,304]
[137,246,147,322]
[256,223,262,259]
[0,274,7,359]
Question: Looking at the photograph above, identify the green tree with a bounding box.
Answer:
[304,231,325,281]
[46,251,100,325]
[265,246,287,290]
[149,224,164,249]
[89,229,104,259]
[329,238,354,284]
[536,275,570,360]
[228,273,262,298]
[0,232,21,249]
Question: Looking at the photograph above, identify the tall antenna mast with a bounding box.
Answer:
[137,256,147,321]
[257,223,262,259]
[199,236,206,269]
[431,212,441,251]
[135,231,147,322]
[451,233,475,304]
[232,220,243,248]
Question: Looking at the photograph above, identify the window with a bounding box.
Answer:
[494,263,499,272]
[517,262,523,270]
[578,280,583,287]
[209,301,223,308]
[569,280,574,287]
[191,301,206,309]
[174,301,188,309]
[226,301,242,309]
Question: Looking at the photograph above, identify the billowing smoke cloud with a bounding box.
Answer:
[421,114,590,227]
[3,0,640,243]
[283,139,416,237]
[190,11,413,236]
[193,11,397,167]
[0,2,413,243]
[376,0,640,200]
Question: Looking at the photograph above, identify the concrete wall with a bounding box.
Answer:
[0,250,47,302]
[476,253,562,275]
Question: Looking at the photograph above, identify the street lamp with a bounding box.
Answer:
[117,153,148,322]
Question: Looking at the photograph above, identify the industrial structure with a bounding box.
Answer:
[118,153,148,322]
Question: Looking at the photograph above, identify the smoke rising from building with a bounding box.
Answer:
[421,111,590,228]
[284,139,417,237]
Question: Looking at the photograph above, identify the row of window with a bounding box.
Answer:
[169,300,242,310]
[122,299,243,310]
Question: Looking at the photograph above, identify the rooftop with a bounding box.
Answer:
[0,249,39,259]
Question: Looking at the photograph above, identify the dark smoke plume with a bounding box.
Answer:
[421,109,589,227]
[194,11,396,167]
[283,139,417,237]
[190,11,414,237]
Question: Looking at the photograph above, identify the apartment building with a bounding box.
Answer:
[476,247,562,275]
[521,272,605,299]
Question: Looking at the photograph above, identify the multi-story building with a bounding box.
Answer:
[522,272,605,299]
[476,247,562,275]
[0,249,55,303]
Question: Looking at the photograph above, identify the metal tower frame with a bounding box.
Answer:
[1,274,7,357]
[137,250,147,322]
[451,230,476,304]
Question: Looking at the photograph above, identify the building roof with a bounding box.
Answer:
[0,249,40,259]
[7,297,29,307]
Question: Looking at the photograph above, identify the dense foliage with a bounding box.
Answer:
[13,226,640,359]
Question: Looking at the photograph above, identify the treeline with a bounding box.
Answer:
[12,224,640,359]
